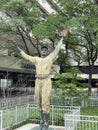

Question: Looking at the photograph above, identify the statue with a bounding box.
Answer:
[12,29,69,130]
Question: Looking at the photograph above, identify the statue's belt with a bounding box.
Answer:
[35,74,50,80]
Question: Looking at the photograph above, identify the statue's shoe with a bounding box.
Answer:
[43,122,49,130]
[39,120,44,130]
[39,126,43,130]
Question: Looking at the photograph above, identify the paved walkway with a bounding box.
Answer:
[14,124,37,130]
[14,124,64,130]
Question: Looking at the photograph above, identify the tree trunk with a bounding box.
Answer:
[88,65,93,95]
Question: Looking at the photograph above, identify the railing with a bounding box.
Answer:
[0,105,29,130]
[51,95,98,107]
[64,108,80,130]
[91,90,98,97]
[29,104,80,126]
[0,95,98,110]
[0,104,80,130]
[64,114,98,130]
[87,97,98,106]
[0,95,35,109]
[0,103,98,130]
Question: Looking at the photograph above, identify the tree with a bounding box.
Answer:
[0,0,49,56]
[0,0,98,95]
[55,0,98,93]
[0,0,67,56]
[53,67,89,105]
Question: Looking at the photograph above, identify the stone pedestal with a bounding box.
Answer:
[30,126,56,130]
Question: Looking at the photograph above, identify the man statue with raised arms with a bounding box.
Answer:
[16,29,69,130]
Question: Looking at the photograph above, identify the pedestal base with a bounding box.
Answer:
[30,126,56,130]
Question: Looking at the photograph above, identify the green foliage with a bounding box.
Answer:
[33,14,67,39]
[58,0,98,93]
[0,0,41,29]
[0,0,47,54]
[53,67,89,104]
[0,0,98,94]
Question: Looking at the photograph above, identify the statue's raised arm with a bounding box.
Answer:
[47,29,69,62]
[10,40,36,64]
[18,47,36,64]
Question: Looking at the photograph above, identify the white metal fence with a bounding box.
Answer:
[0,105,29,130]
[0,104,80,130]
[86,97,98,107]
[29,104,80,126]
[0,95,35,109]
[0,95,98,109]
[64,106,80,130]
[0,103,98,130]
[51,95,98,107]
[64,114,98,130]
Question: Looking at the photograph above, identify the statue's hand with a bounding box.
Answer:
[62,29,69,37]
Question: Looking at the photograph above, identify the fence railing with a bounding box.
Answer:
[64,109,80,130]
[91,90,98,97]
[0,104,80,130]
[29,104,80,126]
[64,114,98,130]
[0,95,98,110]
[0,103,98,130]
[0,95,35,109]
[0,105,29,130]
[51,95,98,107]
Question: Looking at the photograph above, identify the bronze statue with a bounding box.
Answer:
[14,29,69,130]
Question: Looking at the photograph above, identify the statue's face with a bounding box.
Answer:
[41,47,48,57]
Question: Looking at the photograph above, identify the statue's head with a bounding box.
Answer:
[40,46,48,57]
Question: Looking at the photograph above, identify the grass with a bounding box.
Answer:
[81,106,98,116]
[74,106,98,130]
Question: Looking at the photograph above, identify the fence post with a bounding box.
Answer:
[64,114,66,130]
[27,104,29,119]
[81,99,84,107]
[19,97,21,105]
[0,110,3,130]
[16,106,18,124]
[51,105,54,126]
[27,96,29,104]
